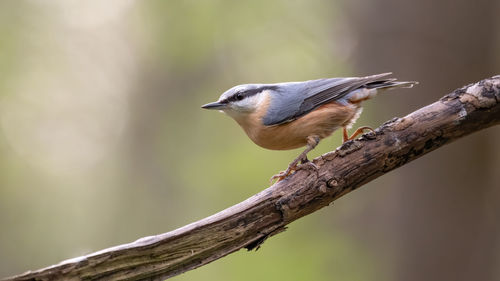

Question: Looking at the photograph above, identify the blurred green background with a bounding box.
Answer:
[1,1,499,280]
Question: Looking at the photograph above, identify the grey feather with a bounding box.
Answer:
[263,73,397,126]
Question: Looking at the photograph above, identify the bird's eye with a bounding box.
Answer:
[235,92,244,101]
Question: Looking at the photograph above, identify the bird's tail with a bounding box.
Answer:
[345,73,418,103]
[365,76,418,91]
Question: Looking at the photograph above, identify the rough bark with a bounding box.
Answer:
[4,76,499,281]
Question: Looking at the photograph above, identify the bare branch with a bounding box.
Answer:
[4,76,500,281]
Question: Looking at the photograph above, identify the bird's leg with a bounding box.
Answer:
[270,136,320,183]
[342,126,374,143]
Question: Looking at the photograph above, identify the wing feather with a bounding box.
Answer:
[263,73,393,126]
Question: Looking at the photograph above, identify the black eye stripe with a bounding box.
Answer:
[227,85,279,102]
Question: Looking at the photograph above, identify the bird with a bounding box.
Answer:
[202,73,417,182]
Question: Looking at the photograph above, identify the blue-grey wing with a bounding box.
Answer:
[262,73,393,126]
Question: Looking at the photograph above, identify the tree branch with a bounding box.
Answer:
[4,76,500,281]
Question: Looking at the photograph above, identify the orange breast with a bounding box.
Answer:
[234,100,358,150]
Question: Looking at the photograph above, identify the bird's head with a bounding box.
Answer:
[201,84,279,118]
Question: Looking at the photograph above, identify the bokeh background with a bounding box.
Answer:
[1,1,499,280]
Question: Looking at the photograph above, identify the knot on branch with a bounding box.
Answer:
[443,76,500,109]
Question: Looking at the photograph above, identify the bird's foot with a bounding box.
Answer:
[342,126,375,143]
[269,160,318,184]
[270,135,320,184]
[270,165,297,184]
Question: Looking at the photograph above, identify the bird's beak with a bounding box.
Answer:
[201,101,227,110]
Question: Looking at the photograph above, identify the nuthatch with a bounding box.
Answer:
[202,73,417,182]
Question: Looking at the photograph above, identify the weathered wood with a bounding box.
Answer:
[4,76,499,281]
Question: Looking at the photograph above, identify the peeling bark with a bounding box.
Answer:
[4,76,499,281]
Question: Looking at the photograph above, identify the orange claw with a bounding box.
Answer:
[342,126,375,143]
[270,166,297,184]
